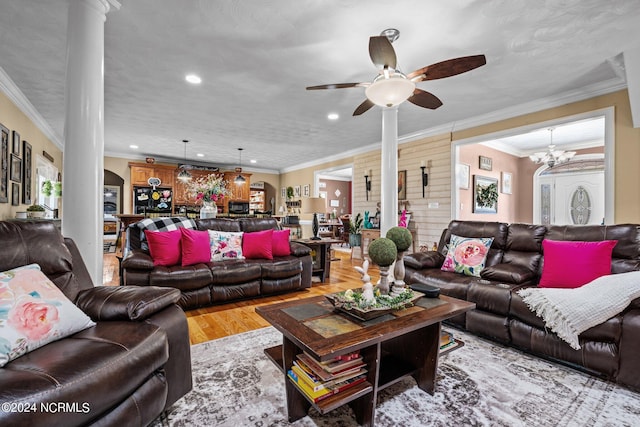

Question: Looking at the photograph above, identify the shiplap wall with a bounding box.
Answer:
[352,133,452,250]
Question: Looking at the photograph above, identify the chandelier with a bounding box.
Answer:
[529,128,576,168]
[177,139,192,182]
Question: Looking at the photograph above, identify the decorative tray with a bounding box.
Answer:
[325,288,424,321]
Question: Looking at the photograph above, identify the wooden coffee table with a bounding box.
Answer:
[256,294,475,426]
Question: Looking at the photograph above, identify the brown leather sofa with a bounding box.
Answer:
[0,220,192,427]
[404,220,640,391]
[122,217,313,310]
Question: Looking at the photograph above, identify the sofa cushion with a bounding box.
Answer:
[0,264,95,367]
[243,229,274,260]
[149,266,213,291]
[441,235,494,277]
[272,229,291,257]
[180,228,211,266]
[261,258,302,279]
[480,263,535,284]
[208,230,244,261]
[404,251,445,269]
[209,261,262,285]
[145,229,182,266]
[539,239,617,288]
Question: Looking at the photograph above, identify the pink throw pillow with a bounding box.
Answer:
[145,229,182,266]
[272,229,291,257]
[539,239,617,288]
[180,228,211,266]
[243,229,274,260]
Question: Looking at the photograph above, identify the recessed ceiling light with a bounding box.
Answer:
[185,74,202,84]
[129,144,138,149]
[328,113,339,120]
[250,159,257,164]
[196,153,204,157]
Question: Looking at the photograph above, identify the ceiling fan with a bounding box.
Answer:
[306,28,486,116]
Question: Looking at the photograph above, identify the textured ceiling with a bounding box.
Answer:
[0,0,639,173]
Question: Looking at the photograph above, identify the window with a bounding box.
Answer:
[36,155,58,216]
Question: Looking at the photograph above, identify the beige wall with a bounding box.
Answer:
[0,92,62,220]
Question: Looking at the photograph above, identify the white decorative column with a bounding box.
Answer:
[62,0,119,286]
[380,106,399,236]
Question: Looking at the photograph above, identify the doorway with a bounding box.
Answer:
[533,155,605,225]
[452,107,614,224]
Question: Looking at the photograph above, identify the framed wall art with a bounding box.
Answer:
[22,140,32,204]
[479,155,492,171]
[12,130,20,155]
[456,163,470,189]
[473,175,498,214]
[10,154,21,183]
[0,123,8,203]
[303,184,310,197]
[294,185,301,198]
[501,171,513,194]
[11,182,19,206]
[398,170,407,200]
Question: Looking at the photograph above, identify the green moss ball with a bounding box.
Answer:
[368,237,398,267]
[386,226,412,252]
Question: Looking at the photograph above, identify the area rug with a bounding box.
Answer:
[153,327,640,426]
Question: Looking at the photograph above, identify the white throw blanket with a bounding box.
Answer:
[517,271,640,350]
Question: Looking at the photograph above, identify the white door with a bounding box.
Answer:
[535,170,604,225]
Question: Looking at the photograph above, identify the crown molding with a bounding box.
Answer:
[0,67,64,150]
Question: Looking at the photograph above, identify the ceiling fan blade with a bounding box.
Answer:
[407,89,443,110]
[353,99,375,116]
[369,36,397,69]
[407,54,486,82]
[306,83,363,90]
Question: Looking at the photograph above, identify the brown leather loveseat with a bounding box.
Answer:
[0,221,192,427]
[122,217,313,310]
[404,220,640,391]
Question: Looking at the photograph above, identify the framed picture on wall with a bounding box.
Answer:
[501,171,513,194]
[398,170,407,200]
[11,182,19,206]
[294,185,301,198]
[456,163,470,189]
[0,123,9,203]
[479,155,492,171]
[12,131,20,155]
[281,187,286,198]
[473,175,498,214]
[303,184,310,197]
[22,140,32,204]
[10,154,21,183]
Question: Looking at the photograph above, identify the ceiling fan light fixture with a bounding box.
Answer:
[365,73,415,107]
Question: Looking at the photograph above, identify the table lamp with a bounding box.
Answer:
[304,197,326,240]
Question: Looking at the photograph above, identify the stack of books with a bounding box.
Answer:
[440,330,458,351]
[287,351,368,403]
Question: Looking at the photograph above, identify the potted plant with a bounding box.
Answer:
[286,186,294,200]
[41,180,53,197]
[349,213,363,247]
[26,204,46,219]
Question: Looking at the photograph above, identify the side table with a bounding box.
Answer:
[293,238,342,282]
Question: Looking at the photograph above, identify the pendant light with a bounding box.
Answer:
[177,139,192,182]
[234,148,246,184]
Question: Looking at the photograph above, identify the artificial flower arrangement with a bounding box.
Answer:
[186,173,230,203]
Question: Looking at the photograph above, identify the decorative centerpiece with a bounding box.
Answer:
[325,259,421,321]
[368,237,398,295]
[186,173,229,218]
[386,226,413,296]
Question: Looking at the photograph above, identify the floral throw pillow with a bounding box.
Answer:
[0,264,96,367]
[441,234,494,277]
[208,230,245,261]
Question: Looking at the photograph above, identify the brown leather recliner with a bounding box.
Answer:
[0,221,192,427]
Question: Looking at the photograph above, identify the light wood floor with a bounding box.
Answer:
[102,248,374,345]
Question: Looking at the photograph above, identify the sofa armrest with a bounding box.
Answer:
[75,285,181,321]
[480,263,535,284]
[404,251,445,269]
[122,249,154,270]
[290,241,311,257]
